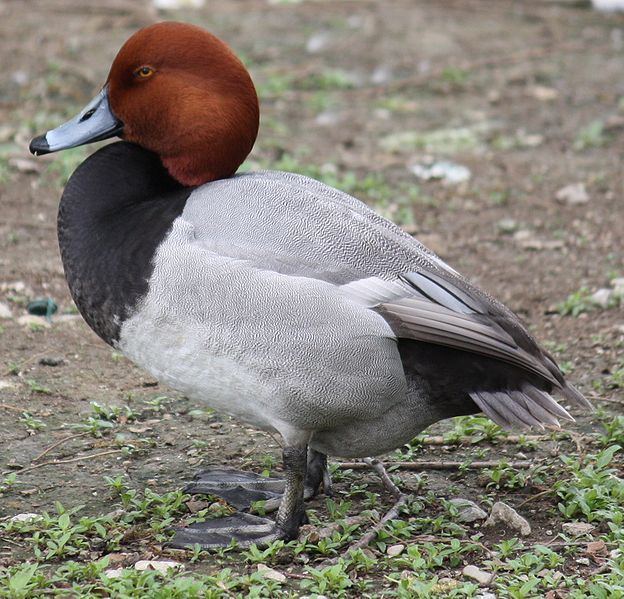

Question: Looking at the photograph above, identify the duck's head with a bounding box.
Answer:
[29,22,259,186]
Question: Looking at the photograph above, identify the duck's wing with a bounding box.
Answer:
[340,272,591,426]
[183,170,589,422]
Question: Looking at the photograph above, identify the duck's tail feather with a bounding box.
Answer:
[561,383,593,410]
[469,383,584,431]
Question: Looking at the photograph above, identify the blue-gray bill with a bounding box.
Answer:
[29,86,123,156]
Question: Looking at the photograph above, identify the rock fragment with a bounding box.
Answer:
[257,564,286,582]
[562,522,595,536]
[409,160,471,185]
[462,564,494,585]
[484,501,531,536]
[448,498,488,523]
[555,182,589,205]
[590,288,613,309]
[104,568,124,579]
[9,513,42,523]
[387,543,405,557]
[134,560,183,573]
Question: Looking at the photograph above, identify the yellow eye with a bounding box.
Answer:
[134,66,155,79]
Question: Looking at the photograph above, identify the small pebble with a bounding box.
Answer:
[10,513,42,523]
[0,302,12,319]
[484,501,531,536]
[590,288,613,309]
[448,498,488,523]
[497,218,519,234]
[134,560,182,573]
[257,564,286,582]
[462,564,494,585]
[562,522,595,536]
[104,568,124,579]
[387,543,405,557]
[555,182,589,205]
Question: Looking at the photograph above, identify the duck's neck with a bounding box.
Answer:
[58,142,192,345]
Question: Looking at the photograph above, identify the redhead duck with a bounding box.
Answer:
[30,21,589,548]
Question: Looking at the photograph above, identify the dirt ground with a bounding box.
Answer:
[1,0,623,596]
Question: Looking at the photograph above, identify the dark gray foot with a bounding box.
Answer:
[168,512,297,549]
[184,468,285,510]
[186,450,331,511]
[173,444,310,550]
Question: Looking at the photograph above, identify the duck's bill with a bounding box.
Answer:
[29,86,123,156]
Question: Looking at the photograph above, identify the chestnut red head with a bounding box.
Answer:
[30,22,260,187]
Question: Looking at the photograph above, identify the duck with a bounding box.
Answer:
[29,21,589,549]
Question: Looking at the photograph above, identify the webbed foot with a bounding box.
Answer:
[173,443,311,550]
[169,512,299,549]
[185,449,331,511]
[185,468,284,510]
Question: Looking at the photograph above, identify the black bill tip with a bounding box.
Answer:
[29,135,51,156]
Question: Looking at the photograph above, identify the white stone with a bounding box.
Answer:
[484,501,531,536]
[528,85,558,101]
[497,218,519,234]
[134,560,182,573]
[590,288,613,309]
[409,160,471,185]
[448,498,488,523]
[562,522,595,536]
[555,182,589,205]
[463,565,494,585]
[387,543,405,556]
[9,513,42,523]
[257,564,286,582]
[0,302,12,319]
[104,568,124,579]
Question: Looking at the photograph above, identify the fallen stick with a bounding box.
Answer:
[518,488,555,508]
[325,458,410,562]
[31,431,91,463]
[3,450,122,476]
[337,460,534,471]
[416,434,546,445]
[0,404,23,412]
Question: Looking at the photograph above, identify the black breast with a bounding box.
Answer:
[58,142,192,345]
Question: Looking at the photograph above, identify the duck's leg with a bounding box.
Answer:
[305,448,333,498]
[169,444,309,549]
[184,448,330,510]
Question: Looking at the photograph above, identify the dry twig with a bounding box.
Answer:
[31,431,91,463]
[3,449,122,477]
[338,460,534,471]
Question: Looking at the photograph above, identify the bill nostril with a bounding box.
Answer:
[79,108,97,122]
